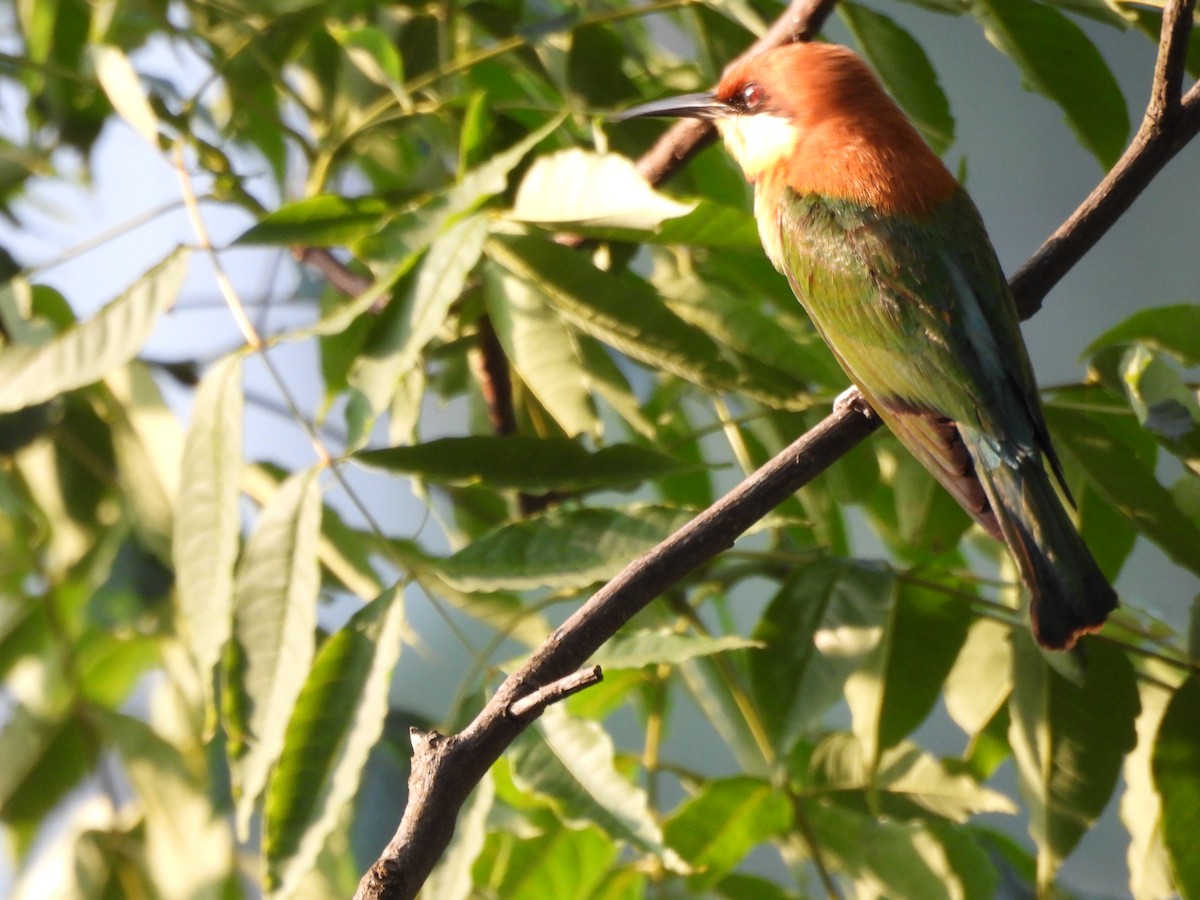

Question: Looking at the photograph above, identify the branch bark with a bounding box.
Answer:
[356,0,1198,895]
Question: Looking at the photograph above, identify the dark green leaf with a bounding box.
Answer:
[842,2,955,153]
[1085,304,1200,365]
[236,195,390,247]
[967,0,1128,167]
[440,505,696,591]
[355,436,692,493]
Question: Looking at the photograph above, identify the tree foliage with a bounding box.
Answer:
[0,0,1198,897]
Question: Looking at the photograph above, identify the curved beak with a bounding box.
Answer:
[612,92,728,122]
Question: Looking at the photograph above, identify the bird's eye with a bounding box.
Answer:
[740,83,763,110]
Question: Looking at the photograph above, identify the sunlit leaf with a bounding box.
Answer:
[483,264,598,438]
[92,45,158,145]
[1153,674,1200,897]
[1122,675,1177,900]
[0,249,188,413]
[663,777,791,889]
[263,585,405,896]
[593,628,761,670]
[1008,635,1139,887]
[510,706,685,869]
[173,353,243,713]
[513,149,694,230]
[226,468,322,837]
[236,195,390,247]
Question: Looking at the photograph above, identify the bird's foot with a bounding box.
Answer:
[833,386,876,420]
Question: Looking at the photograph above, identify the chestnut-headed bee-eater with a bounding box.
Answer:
[619,42,1117,649]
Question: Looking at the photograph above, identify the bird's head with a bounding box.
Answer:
[619,43,956,215]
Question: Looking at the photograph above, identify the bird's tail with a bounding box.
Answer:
[973,448,1118,650]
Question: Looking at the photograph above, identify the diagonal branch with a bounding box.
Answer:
[356,0,1197,896]
[1010,0,1200,316]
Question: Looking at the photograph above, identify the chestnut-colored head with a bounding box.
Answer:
[621,43,958,216]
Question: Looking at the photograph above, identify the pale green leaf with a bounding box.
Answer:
[173,353,243,709]
[227,468,323,838]
[1085,304,1200,365]
[807,801,997,900]
[0,248,188,413]
[104,712,235,900]
[809,733,1016,823]
[484,264,598,439]
[1122,675,1177,900]
[102,362,184,561]
[593,627,762,670]
[749,560,895,753]
[510,706,685,870]
[263,585,405,897]
[944,617,1013,737]
[512,149,695,231]
[92,45,159,145]
[347,212,488,425]
[488,824,617,900]
[1008,634,1139,888]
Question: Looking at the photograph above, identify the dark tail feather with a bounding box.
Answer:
[977,455,1118,650]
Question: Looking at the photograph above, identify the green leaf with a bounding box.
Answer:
[808,733,1015,822]
[967,0,1128,167]
[347,212,489,428]
[593,627,762,670]
[356,116,564,266]
[1121,677,1176,900]
[226,468,322,838]
[1085,304,1200,365]
[91,45,158,145]
[510,706,684,869]
[531,200,760,249]
[662,776,791,889]
[483,264,598,439]
[1007,635,1139,888]
[1120,345,1200,466]
[512,149,695,231]
[806,800,998,899]
[846,577,973,771]
[439,505,696,592]
[173,353,243,710]
[1047,403,1200,577]
[104,712,235,900]
[0,248,188,413]
[487,824,617,900]
[749,559,895,753]
[1153,674,1200,898]
[944,618,1013,738]
[489,232,735,383]
[263,585,405,896]
[355,437,691,493]
[841,2,955,153]
[332,24,406,99]
[236,195,390,247]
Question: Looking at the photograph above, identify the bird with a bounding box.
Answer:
[618,42,1117,649]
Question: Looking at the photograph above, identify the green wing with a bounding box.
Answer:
[768,187,1066,532]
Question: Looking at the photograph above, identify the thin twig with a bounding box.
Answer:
[507,666,604,718]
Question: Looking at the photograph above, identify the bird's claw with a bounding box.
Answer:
[833,386,876,420]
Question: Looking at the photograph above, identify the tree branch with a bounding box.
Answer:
[356,0,1198,895]
[1010,0,1199,316]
